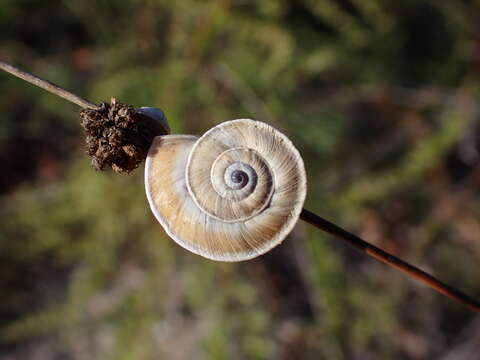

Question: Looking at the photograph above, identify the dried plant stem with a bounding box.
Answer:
[300,209,480,312]
[0,60,99,110]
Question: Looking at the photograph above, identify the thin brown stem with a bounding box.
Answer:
[300,208,480,313]
[0,60,99,110]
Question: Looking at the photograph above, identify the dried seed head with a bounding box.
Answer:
[80,98,168,174]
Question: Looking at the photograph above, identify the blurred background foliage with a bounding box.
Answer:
[1,0,480,359]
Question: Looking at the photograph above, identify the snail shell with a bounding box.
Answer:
[136,106,170,134]
[145,119,307,261]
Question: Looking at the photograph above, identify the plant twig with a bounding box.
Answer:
[300,208,480,313]
[0,60,100,110]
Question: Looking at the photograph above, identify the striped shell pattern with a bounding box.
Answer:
[145,119,307,261]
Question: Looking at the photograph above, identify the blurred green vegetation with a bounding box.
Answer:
[1,0,480,359]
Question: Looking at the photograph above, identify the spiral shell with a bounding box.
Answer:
[145,119,307,261]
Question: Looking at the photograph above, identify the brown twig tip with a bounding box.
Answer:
[80,98,168,174]
[300,209,480,313]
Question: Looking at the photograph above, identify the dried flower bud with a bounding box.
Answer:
[80,98,169,173]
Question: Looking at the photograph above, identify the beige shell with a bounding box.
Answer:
[145,119,307,261]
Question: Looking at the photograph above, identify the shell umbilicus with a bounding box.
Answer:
[145,119,307,261]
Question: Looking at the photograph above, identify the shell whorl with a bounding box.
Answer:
[145,119,307,261]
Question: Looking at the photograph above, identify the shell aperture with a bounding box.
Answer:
[145,119,307,261]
